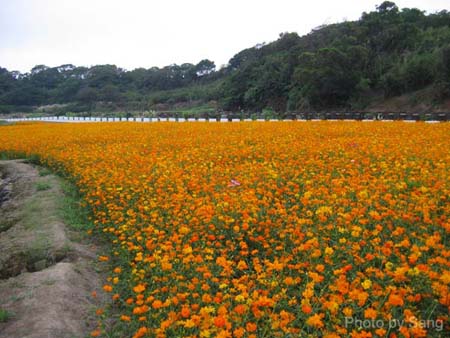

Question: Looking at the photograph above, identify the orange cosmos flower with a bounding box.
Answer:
[214,315,226,328]
[246,322,257,332]
[181,306,190,318]
[132,327,148,338]
[388,294,404,307]
[121,315,131,321]
[90,329,101,337]
[234,304,246,315]
[364,307,377,320]
[233,327,245,338]
[306,313,324,328]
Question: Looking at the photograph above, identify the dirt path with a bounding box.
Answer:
[0,160,106,338]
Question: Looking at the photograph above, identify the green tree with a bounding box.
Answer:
[289,48,361,108]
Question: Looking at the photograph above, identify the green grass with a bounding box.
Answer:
[0,151,27,160]
[58,180,93,233]
[36,181,52,191]
[24,238,52,268]
[0,308,12,322]
[147,80,222,110]
[0,218,16,232]
[22,182,58,230]
[0,120,16,126]
[26,154,41,165]
[175,104,216,116]
[38,168,51,177]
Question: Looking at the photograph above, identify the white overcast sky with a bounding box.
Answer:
[0,0,448,73]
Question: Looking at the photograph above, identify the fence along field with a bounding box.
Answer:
[3,110,450,123]
[0,121,448,337]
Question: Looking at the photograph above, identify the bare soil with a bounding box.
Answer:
[0,160,106,338]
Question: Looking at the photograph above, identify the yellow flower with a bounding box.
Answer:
[361,279,372,290]
[315,206,332,216]
[385,262,394,271]
[407,267,420,276]
[235,294,245,302]
[200,330,211,338]
[182,246,193,255]
[324,247,334,255]
[183,319,196,328]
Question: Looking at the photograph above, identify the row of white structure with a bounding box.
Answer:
[3,116,444,123]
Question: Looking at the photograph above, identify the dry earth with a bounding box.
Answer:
[0,160,106,338]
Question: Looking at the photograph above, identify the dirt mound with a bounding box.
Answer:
[0,160,107,338]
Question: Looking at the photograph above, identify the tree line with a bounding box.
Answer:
[1,1,450,115]
[0,60,219,114]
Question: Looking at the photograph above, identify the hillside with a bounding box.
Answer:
[1,1,449,116]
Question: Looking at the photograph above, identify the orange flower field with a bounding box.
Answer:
[0,121,449,337]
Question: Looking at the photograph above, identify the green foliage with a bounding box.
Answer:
[0,151,28,160]
[220,2,450,112]
[262,108,275,120]
[38,168,52,176]
[0,308,12,322]
[403,53,436,91]
[289,47,363,108]
[58,180,93,233]
[147,81,222,106]
[381,52,439,97]
[175,104,216,116]
[36,182,51,191]
[0,60,218,113]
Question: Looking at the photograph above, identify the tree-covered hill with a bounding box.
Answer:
[1,1,449,115]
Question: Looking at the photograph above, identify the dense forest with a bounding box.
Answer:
[1,1,450,116]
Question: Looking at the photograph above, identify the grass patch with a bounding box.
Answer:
[21,199,44,229]
[58,180,93,233]
[24,238,52,268]
[0,308,12,322]
[175,104,216,116]
[38,168,51,177]
[21,234,70,272]
[36,181,51,191]
[0,218,16,232]
[0,152,41,163]
[25,154,41,165]
[0,151,26,161]
[21,194,58,230]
